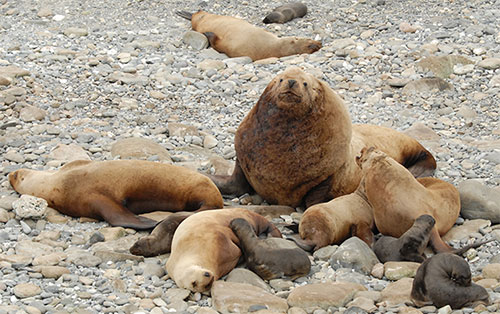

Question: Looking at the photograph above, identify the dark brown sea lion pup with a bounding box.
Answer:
[411,253,490,309]
[374,215,436,263]
[209,67,437,208]
[230,217,311,280]
[357,147,459,252]
[8,160,223,229]
[176,11,321,61]
[164,208,282,292]
[263,2,307,24]
[297,182,374,251]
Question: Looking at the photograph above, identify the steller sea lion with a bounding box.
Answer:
[229,217,311,280]
[411,253,490,309]
[296,182,374,251]
[164,208,282,292]
[176,11,321,61]
[263,2,307,24]
[209,67,437,208]
[8,160,223,230]
[356,147,459,252]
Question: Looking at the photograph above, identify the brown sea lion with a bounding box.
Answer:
[209,67,437,208]
[176,11,321,61]
[297,182,374,251]
[357,147,459,252]
[8,160,223,230]
[263,2,307,24]
[165,208,282,292]
[229,217,310,280]
[411,253,490,309]
[373,215,436,263]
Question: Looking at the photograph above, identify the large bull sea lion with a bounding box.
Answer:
[210,67,437,208]
[8,160,224,229]
[176,11,321,61]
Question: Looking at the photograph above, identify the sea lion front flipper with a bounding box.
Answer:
[428,227,452,253]
[206,159,253,197]
[350,222,374,247]
[87,195,158,230]
[203,32,219,48]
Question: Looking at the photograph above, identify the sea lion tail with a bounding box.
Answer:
[452,239,495,256]
[176,11,193,20]
[403,149,437,178]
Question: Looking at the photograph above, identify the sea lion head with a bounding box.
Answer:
[177,265,215,292]
[8,169,32,192]
[414,214,436,229]
[268,67,326,116]
[263,12,283,24]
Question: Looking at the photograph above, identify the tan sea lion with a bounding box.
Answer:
[229,217,311,280]
[165,208,282,292]
[411,253,490,309]
[296,182,374,251]
[176,11,321,61]
[210,67,437,208]
[356,147,459,252]
[263,2,307,24]
[8,160,223,230]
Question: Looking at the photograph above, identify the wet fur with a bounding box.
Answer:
[411,253,489,309]
[210,68,437,208]
[165,208,281,292]
[179,11,321,61]
[230,218,310,280]
[9,160,223,230]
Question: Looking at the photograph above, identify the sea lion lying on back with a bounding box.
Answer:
[263,2,307,24]
[411,253,490,309]
[357,147,459,252]
[9,160,223,229]
[209,67,437,208]
[176,11,321,61]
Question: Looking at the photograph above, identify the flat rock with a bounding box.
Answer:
[0,75,11,86]
[443,219,490,242]
[225,268,271,292]
[459,180,500,223]
[287,282,366,310]
[482,263,500,280]
[0,65,30,79]
[66,251,102,267]
[403,122,441,141]
[48,143,90,161]
[0,195,18,210]
[380,277,413,306]
[111,137,171,161]
[491,74,500,87]
[20,105,46,122]
[387,77,411,87]
[13,195,48,219]
[99,227,126,241]
[13,283,41,298]
[384,262,420,280]
[167,122,199,137]
[346,296,377,312]
[35,265,70,278]
[402,78,453,94]
[0,208,8,222]
[63,27,88,37]
[211,281,288,313]
[330,237,379,275]
[90,234,141,253]
[182,31,209,50]
[198,59,226,71]
[94,250,144,263]
[478,58,500,70]
[16,240,55,257]
[417,55,474,78]
[32,252,67,266]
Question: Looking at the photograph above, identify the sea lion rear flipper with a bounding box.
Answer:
[175,11,193,21]
[286,234,316,252]
[404,150,437,178]
[88,195,158,230]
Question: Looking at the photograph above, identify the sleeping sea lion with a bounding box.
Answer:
[176,11,321,61]
[263,2,307,24]
[209,67,437,208]
[8,160,223,229]
[230,217,311,280]
[411,253,490,309]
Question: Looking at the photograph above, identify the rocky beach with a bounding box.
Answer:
[0,0,499,313]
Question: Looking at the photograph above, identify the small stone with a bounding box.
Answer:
[111,137,171,161]
[37,266,70,278]
[371,263,384,279]
[198,59,226,71]
[20,105,46,122]
[287,282,366,310]
[330,237,379,275]
[459,180,500,223]
[399,22,417,33]
[182,31,209,50]
[13,283,42,298]
[48,143,90,162]
[437,305,452,314]
[478,58,500,70]
[37,7,53,17]
[453,64,474,75]
[384,262,420,280]
[63,27,88,37]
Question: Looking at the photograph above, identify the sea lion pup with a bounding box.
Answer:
[165,208,282,292]
[209,67,437,208]
[8,160,223,230]
[263,2,307,24]
[176,11,321,61]
[411,253,490,309]
[373,215,436,263]
[230,217,311,280]
[297,182,374,251]
[357,147,460,252]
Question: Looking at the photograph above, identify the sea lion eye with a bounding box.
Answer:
[204,272,210,278]
[303,82,307,87]
[280,79,283,83]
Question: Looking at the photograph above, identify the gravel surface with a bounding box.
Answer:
[0,0,499,313]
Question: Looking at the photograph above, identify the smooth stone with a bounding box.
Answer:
[110,137,171,161]
[13,283,42,298]
[164,288,191,302]
[417,55,473,78]
[48,143,90,161]
[443,219,490,242]
[182,31,209,50]
[399,22,417,33]
[0,208,8,222]
[225,268,271,292]
[0,65,31,79]
[388,77,411,87]
[478,58,500,70]
[37,7,53,17]
[491,75,500,87]
[99,227,126,241]
[457,105,477,119]
[66,251,102,267]
[211,281,288,313]
[476,278,498,289]
[0,75,11,86]
[35,265,70,278]
[453,63,474,75]
[142,262,165,278]
[90,234,141,253]
[63,27,88,37]
[330,38,356,50]
[0,195,18,210]
[203,135,218,149]
[402,78,453,94]
[313,245,338,261]
[404,122,441,141]
[13,195,48,219]
[371,263,384,279]
[459,180,500,223]
[483,263,500,280]
[16,240,55,257]
[167,122,199,137]
[20,105,46,122]
[198,59,226,71]
[380,277,413,306]
[32,252,67,266]
[330,237,379,275]
[94,250,143,263]
[4,150,25,163]
[384,262,420,280]
[346,296,377,312]
[287,282,366,310]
